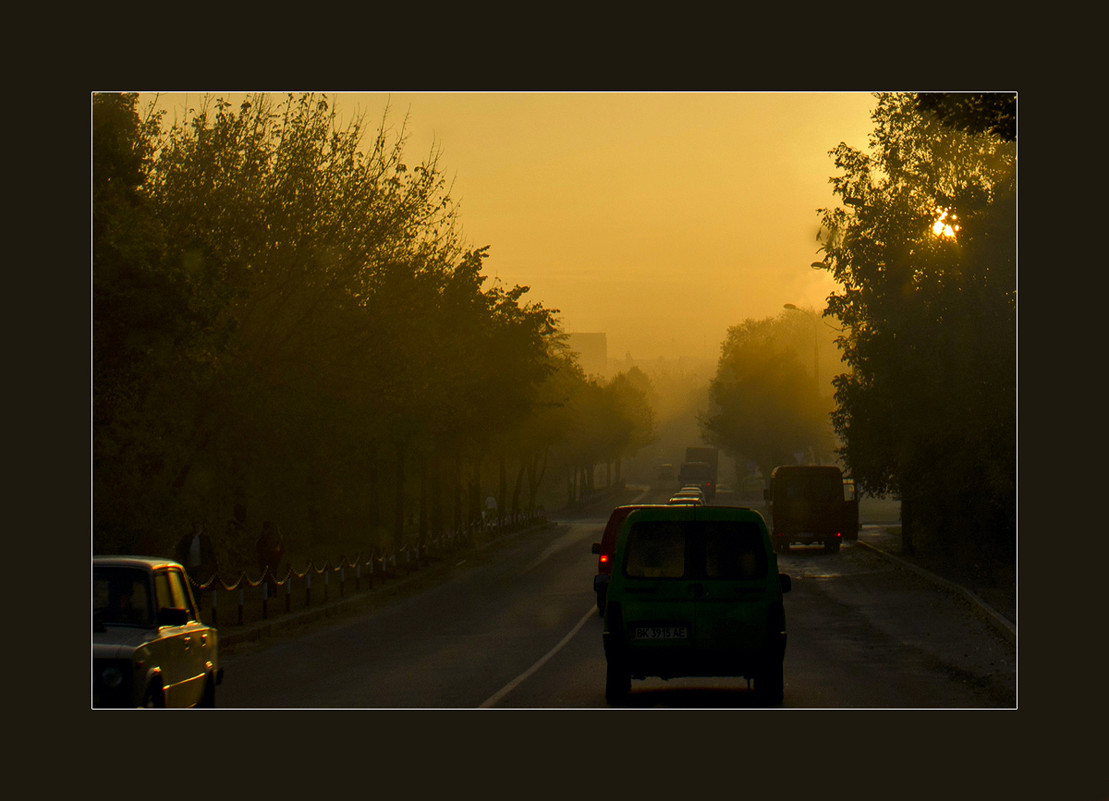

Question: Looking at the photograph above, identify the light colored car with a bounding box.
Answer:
[668,487,705,505]
[677,485,706,499]
[93,556,222,707]
[667,496,703,506]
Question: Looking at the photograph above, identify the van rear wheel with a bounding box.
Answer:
[754,662,784,706]
[605,662,630,706]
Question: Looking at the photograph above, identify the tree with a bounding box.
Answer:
[815,92,1016,567]
[93,93,229,553]
[915,92,1016,142]
[701,314,829,482]
[94,92,478,558]
[93,91,637,566]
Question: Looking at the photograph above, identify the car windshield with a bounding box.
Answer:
[94,566,155,627]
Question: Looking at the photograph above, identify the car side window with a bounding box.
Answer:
[154,571,173,614]
[154,569,198,621]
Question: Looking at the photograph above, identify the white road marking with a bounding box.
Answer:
[479,607,596,708]
[482,488,650,706]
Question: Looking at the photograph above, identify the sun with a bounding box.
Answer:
[932,208,960,238]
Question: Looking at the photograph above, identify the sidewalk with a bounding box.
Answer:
[856,525,1015,644]
[219,518,560,651]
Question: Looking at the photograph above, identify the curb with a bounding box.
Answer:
[856,540,1016,645]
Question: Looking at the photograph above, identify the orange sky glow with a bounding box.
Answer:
[151,91,877,365]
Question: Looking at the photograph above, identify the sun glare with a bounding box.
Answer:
[932,208,960,238]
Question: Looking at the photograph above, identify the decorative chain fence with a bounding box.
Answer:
[186,511,545,629]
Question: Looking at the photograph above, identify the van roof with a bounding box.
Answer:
[624,505,763,524]
[771,465,843,476]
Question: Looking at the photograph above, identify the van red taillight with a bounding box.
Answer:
[599,554,608,563]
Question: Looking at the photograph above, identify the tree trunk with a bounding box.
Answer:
[418,452,429,541]
[498,454,507,526]
[469,459,482,527]
[900,491,913,555]
[511,462,525,517]
[429,453,443,538]
[452,455,463,533]
[393,443,406,546]
[367,448,381,534]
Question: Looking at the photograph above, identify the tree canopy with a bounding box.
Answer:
[701,312,835,482]
[814,92,1016,566]
[93,92,656,564]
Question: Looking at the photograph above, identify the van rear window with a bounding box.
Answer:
[625,522,687,578]
[703,523,767,579]
[623,520,767,580]
[779,470,842,502]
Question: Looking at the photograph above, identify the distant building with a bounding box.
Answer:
[567,332,608,378]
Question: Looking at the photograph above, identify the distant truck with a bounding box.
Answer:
[764,465,859,554]
[685,447,719,481]
[679,447,719,501]
[678,462,716,501]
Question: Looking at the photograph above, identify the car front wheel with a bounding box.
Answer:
[141,682,165,708]
[197,673,216,708]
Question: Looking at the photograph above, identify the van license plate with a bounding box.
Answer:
[635,626,688,639]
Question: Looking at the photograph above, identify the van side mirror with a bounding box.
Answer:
[591,542,601,554]
[779,574,791,593]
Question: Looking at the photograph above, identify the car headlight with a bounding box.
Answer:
[101,665,124,689]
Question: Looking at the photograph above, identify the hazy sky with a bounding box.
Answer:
[156,91,878,364]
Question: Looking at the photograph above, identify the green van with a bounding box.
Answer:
[601,505,791,706]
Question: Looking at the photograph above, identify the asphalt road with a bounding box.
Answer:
[215,487,1015,709]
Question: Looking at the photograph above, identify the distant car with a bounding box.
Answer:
[657,464,675,480]
[93,556,222,708]
[675,485,707,503]
[591,505,669,615]
[667,496,703,506]
[668,487,705,505]
[601,505,791,706]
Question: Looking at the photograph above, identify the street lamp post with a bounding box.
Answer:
[783,303,818,393]
[784,303,821,466]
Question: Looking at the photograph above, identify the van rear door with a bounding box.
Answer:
[694,517,775,651]
[616,516,696,649]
